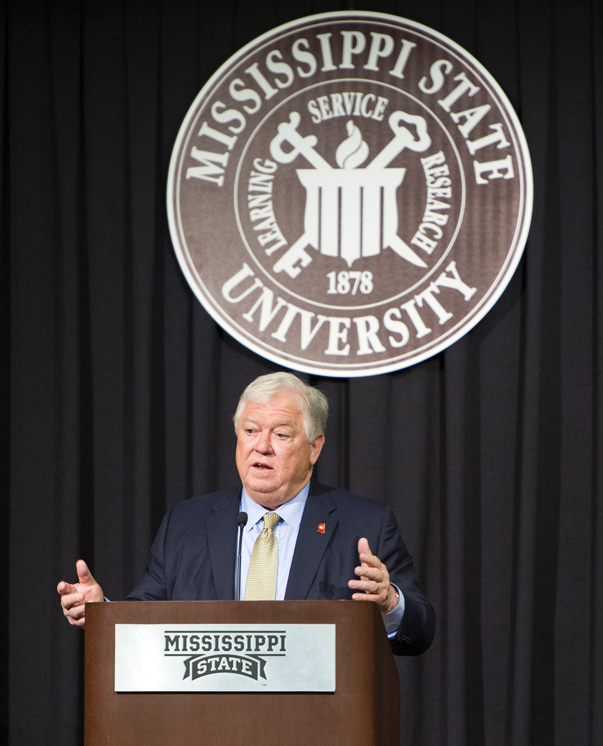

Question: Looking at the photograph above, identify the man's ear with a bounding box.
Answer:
[309,434,325,464]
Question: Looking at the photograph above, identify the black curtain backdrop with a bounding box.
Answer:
[2,0,602,744]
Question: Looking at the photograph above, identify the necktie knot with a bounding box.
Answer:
[262,512,281,532]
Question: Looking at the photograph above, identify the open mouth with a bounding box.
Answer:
[252,462,273,470]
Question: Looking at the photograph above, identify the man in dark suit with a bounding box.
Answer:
[58,372,434,656]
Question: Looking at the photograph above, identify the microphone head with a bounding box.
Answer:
[237,511,248,528]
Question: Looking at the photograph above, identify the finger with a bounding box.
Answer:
[357,539,384,569]
[351,591,380,602]
[66,606,86,626]
[354,564,384,581]
[349,577,384,594]
[68,603,86,620]
[76,559,97,587]
[357,537,372,559]
[64,600,85,619]
[350,586,389,604]
[61,591,84,610]
[360,554,382,570]
[57,581,77,596]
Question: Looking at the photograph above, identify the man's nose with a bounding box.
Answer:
[254,431,273,454]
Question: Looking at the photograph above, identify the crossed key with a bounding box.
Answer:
[270,110,431,170]
[268,111,433,277]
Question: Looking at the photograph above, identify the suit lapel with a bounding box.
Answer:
[285,482,338,600]
[206,487,242,600]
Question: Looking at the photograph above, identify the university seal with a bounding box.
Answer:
[168,11,532,376]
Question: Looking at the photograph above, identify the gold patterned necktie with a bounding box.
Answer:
[244,513,281,601]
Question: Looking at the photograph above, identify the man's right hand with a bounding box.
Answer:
[57,559,104,628]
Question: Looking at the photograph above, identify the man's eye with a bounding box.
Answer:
[276,432,289,439]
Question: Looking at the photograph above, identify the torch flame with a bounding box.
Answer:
[336,121,369,169]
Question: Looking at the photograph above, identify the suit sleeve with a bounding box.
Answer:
[376,506,435,656]
[125,509,171,601]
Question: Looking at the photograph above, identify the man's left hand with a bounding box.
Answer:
[348,537,398,615]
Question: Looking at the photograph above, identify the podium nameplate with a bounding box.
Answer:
[114,623,335,692]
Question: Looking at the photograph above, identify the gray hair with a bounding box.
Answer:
[233,372,328,443]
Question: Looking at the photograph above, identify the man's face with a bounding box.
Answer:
[235,393,325,510]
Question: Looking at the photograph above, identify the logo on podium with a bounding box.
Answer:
[114,624,335,692]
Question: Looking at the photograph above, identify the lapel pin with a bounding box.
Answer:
[318,523,325,533]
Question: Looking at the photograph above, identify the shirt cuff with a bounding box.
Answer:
[383,584,405,638]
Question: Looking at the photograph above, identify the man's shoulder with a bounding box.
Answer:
[309,481,392,516]
[165,486,241,522]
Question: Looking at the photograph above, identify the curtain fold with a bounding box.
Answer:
[3,1,602,744]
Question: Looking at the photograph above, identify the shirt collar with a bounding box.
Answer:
[241,481,310,532]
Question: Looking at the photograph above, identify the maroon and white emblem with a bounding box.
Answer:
[168,11,533,376]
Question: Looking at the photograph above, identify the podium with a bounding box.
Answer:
[85,601,400,746]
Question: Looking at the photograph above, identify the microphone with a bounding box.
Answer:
[236,512,248,601]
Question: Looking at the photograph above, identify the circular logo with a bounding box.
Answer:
[168,11,532,377]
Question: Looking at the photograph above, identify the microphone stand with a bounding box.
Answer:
[236,512,248,601]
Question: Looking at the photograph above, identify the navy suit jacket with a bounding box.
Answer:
[127,480,435,656]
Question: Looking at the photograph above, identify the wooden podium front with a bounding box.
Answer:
[85,601,400,746]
